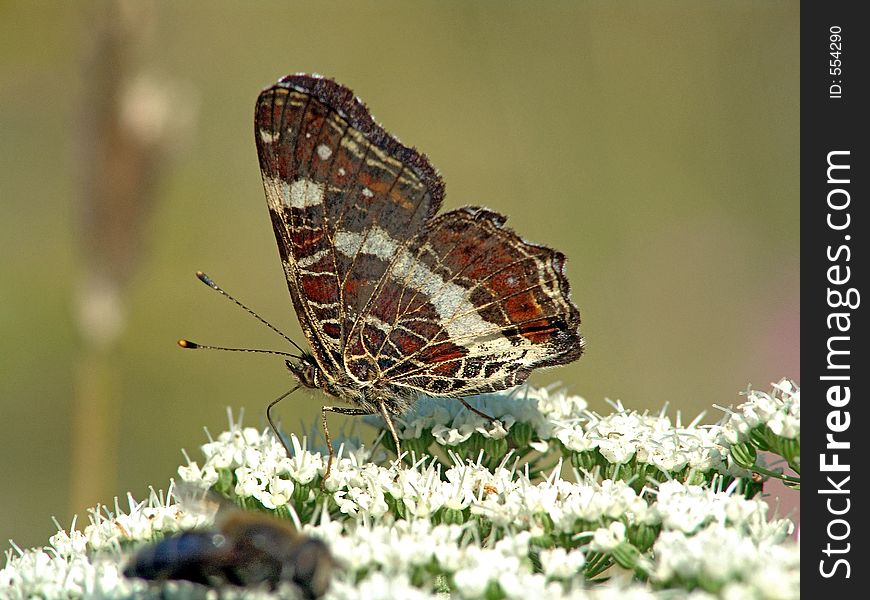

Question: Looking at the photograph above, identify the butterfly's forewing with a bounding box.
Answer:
[256,74,583,399]
[255,75,443,377]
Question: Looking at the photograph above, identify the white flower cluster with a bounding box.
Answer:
[0,547,132,600]
[367,387,571,448]
[87,488,211,551]
[0,507,667,600]
[181,424,328,487]
[718,379,801,444]
[175,416,796,594]
[0,488,205,599]
[649,522,800,599]
[650,480,793,540]
[473,469,651,532]
[1,384,799,599]
[366,386,759,482]
[316,519,579,599]
[563,401,730,473]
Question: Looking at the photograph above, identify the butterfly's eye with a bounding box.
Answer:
[286,360,317,388]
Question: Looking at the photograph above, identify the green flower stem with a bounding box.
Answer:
[751,464,800,485]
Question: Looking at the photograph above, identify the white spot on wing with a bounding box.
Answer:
[317,144,333,160]
[361,187,374,198]
[290,179,325,208]
[264,177,325,210]
[297,248,330,269]
[259,129,279,144]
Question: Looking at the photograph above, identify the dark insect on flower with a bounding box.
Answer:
[180,74,584,481]
[123,510,334,598]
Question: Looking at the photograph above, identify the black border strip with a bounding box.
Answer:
[802,2,867,594]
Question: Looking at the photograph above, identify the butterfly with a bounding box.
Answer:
[187,74,584,481]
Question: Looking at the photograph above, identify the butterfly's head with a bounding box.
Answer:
[286,353,321,390]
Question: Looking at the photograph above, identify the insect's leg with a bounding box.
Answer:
[266,386,300,457]
[320,406,372,485]
[457,397,495,422]
[376,399,403,464]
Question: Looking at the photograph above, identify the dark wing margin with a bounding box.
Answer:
[254,74,445,375]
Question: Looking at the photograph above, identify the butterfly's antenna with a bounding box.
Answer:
[191,271,308,357]
[177,339,301,360]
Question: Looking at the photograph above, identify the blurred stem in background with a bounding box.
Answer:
[71,0,195,515]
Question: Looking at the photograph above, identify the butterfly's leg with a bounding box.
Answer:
[376,399,403,465]
[320,406,372,485]
[266,386,301,458]
[457,398,495,422]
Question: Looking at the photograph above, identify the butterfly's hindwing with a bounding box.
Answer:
[345,206,583,396]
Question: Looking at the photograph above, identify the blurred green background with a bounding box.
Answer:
[1,1,798,548]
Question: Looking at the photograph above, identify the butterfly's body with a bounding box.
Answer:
[286,352,415,416]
